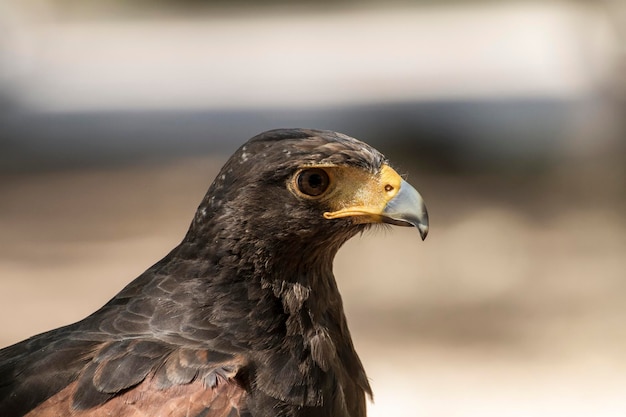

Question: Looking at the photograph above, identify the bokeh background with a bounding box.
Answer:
[1,1,625,415]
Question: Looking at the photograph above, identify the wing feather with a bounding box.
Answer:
[26,377,247,417]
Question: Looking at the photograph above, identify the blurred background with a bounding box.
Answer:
[1,0,625,415]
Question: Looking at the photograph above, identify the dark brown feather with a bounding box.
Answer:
[1,129,383,417]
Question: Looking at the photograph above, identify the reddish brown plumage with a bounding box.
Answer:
[27,377,245,417]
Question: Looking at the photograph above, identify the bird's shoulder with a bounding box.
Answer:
[0,324,248,417]
[0,266,249,417]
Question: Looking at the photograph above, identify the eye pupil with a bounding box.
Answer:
[297,168,330,196]
[308,174,323,188]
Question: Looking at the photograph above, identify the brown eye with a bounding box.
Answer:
[297,168,330,197]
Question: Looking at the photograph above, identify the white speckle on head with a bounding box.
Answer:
[208,196,223,209]
[220,174,226,181]
[240,145,249,163]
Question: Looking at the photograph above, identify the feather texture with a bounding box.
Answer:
[0,129,399,417]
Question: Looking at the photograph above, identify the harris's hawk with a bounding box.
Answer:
[0,129,428,417]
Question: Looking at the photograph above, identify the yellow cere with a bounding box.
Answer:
[323,164,403,223]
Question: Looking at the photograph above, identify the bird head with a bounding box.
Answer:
[185,129,428,268]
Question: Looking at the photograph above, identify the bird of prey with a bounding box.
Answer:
[0,128,428,417]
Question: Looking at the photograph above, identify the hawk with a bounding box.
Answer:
[0,128,428,417]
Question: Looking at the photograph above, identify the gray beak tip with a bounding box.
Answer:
[417,223,429,241]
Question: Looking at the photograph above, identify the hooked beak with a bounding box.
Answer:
[323,164,429,240]
[381,179,429,240]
